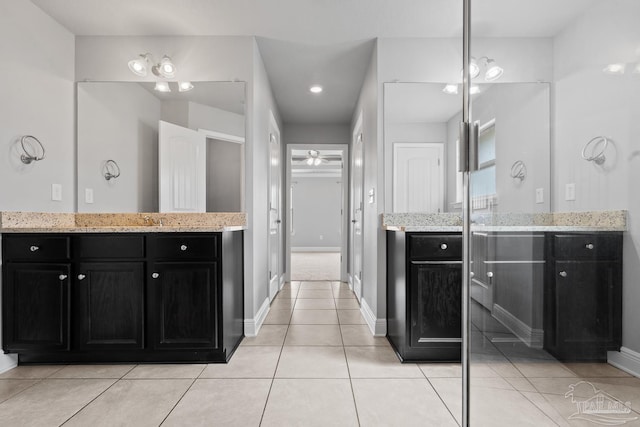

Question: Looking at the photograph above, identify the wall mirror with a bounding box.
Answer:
[384,82,550,214]
[77,81,246,213]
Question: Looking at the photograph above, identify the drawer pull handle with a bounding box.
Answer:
[152,273,160,279]
[59,274,68,281]
[440,243,448,250]
[180,244,188,251]
[585,243,594,250]
[559,271,568,278]
[487,272,493,278]
[30,245,39,252]
[77,274,86,280]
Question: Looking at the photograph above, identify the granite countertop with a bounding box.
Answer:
[0,212,247,233]
[382,211,627,232]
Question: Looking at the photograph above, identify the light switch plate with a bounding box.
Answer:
[368,188,375,204]
[535,188,544,204]
[565,183,576,201]
[85,188,94,204]
[51,184,62,201]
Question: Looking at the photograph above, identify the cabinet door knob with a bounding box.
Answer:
[487,271,493,278]
[59,274,68,281]
[559,271,568,278]
[470,272,475,278]
[585,243,594,250]
[152,272,160,279]
[77,274,86,280]
[440,243,448,250]
[180,244,188,251]
[29,245,39,252]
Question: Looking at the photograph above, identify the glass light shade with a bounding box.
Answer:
[178,81,194,92]
[603,63,626,75]
[154,81,171,93]
[470,85,480,95]
[313,158,322,166]
[155,55,176,78]
[484,59,504,81]
[127,55,148,77]
[306,158,314,165]
[442,84,459,95]
[469,58,480,79]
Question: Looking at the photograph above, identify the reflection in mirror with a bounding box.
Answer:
[384,82,550,214]
[77,81,245,213]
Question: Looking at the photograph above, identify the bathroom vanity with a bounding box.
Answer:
[1,212,245,364]
[384,212,625,363]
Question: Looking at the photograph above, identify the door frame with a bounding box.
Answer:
[285,143,349,283]
[268,111,283,301]
[349,113,364,300]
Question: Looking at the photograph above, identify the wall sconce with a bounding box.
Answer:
[19,135,45,164]
[128,53,176,78]
[103,159,121,180]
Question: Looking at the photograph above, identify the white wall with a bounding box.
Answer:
[77,82,161,212]
[553,0,640,361]
[0,0,75,373]
[291,177,342,249]
[188,102,245,138]
[0,0,75,213]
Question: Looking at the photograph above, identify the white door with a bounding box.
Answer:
[351,131,364,301]
[393,143,444,213]
[268,122,282,300]
[159,121,207,212]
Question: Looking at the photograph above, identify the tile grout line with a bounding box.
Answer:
[158,373,203,426]
[258,281,298,426]
[58,364,140,426]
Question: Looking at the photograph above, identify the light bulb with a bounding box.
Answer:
[154,82,171,93]
[470,85,480,95]
[442,84,458,95]
[469,57,480,79]
[153,55,176,78]
[178,81,194,92]
[484,59,504,81]
[313,158,322,166]
[603,63,626,75]
[306,158,314,165]
[128,54,149,77]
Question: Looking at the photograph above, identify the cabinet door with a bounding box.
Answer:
[3,263,70,351]
[149,262,218,350]
[75,262,144,350]
[554,261,620,352]
[410,261,462,347]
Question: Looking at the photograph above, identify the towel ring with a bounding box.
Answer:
[582,136,608,165]
[510,160,526,182]
[19,135,45,164]
[103,159,121,181]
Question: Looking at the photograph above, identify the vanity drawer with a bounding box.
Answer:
[488,233,545,261]
[408,234,462,260]
[148,234,218,260]
[73,234,145,259]
[2,235,70,261]
[551,234,622,260]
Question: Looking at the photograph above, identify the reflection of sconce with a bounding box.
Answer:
[19,135,45,164]
[510,160,527,181]
[103,159,121,180]
[582,136,609,165]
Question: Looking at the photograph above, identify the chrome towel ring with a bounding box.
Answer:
[19,135,45,164]
[103,159,121,180]
[582,136,608,165]
[510,160,526,181]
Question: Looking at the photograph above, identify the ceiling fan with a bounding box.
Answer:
[300,150,328,166]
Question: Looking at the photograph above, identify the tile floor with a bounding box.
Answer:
[0,281,639,426]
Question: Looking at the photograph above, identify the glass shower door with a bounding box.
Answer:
[465,0,638,425]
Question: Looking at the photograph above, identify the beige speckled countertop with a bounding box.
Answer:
[382,211,627,232]
[0,212,246,233]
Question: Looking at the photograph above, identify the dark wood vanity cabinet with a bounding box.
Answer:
[387,231,462,362]
[2,231,244,364]
[544,232,622,361]
[2,235,71,352]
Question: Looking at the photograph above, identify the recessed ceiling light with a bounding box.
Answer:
[309,85,323,94]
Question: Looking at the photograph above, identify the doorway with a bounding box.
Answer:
[286,144,349,283]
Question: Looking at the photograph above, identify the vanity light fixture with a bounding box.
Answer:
[309,85,323,94]
[461,56,504,81]
[470,85,480,95]
[127,53,177,78]
[178,81,194,92]
[603,63,626,75]
[154,81,171,93]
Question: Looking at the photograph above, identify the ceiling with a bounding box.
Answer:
[139,81,245,115]
[32,0,596,125]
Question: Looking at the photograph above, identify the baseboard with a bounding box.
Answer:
[492,304,543,348]
[244,297,270,337]
[608,347,640,379]
[0,354,18,374]
[360,298,387,337]
[291,247,341,252]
